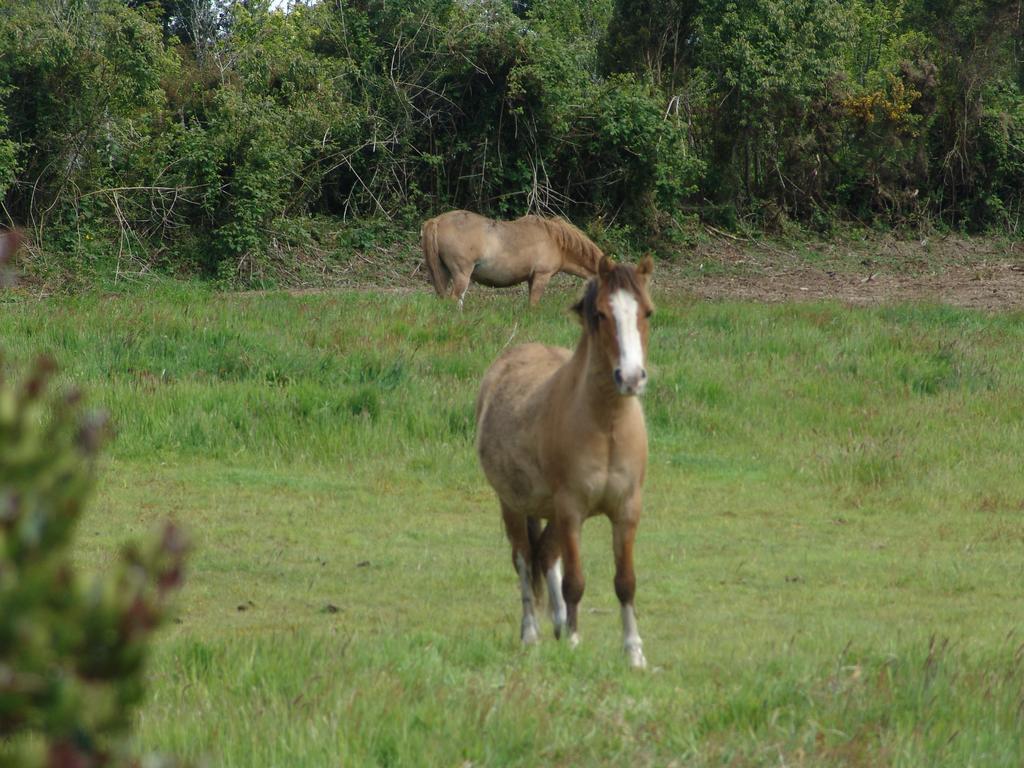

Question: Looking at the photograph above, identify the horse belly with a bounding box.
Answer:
[471,255,524,288]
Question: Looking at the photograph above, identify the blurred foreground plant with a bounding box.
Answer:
[1,234,189,767]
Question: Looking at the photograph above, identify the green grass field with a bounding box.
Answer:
[3,280,1024,766]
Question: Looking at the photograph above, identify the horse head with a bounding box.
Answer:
[572,255,655,396]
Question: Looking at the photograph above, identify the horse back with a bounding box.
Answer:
[475,343,570,425]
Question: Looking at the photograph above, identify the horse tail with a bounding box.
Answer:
[527,517,546,606]
[421,218,448,297]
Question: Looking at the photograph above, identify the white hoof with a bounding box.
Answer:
[551,607,567,638]
[568,632,580,649]
[625,644,647,670]
[521,621,539,646]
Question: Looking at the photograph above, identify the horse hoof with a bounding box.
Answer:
[521,624,539,646]
[626,646,647,670]
[568,632,580,649]
[553,624,563,641]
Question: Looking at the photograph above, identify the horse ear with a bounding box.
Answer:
[570,297,585,322]
[598,255,614,278]
[637,254,654,278]
[572,280,598,327]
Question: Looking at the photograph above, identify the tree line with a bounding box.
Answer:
[1,0,1021,282]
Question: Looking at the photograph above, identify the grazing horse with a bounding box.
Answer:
[475,255,654,668]
[421,210,603,309]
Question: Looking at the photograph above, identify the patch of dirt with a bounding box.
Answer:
[662,231,1024,310]
[22,230,1012,310]
[676,263,1024,310]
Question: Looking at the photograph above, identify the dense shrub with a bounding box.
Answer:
[0,0,1022,281]
[0,0,171,249]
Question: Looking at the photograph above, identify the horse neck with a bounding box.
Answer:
[560,246,598,278]
[564,329,630,430]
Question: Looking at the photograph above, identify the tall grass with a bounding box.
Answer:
[3,283,1024,765]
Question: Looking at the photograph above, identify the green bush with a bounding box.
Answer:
[0,0,171,241]
[0,352,188,766]
[2,0,1024,281]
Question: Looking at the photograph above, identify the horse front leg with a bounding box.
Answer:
[613,505,646,669]
[527,271,553,306]
[555,498,585,648]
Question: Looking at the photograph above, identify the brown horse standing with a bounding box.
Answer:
[475,256,654,668]
[421,210,602,309]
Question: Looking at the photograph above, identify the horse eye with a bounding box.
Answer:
[645,309,654,319]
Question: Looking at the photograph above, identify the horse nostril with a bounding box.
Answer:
[640,369,648,380]
[614,369,623,386]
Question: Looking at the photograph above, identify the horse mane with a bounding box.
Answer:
[572,264,645,332]
[540,217,603,272]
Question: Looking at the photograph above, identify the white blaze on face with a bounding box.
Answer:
[609,289,645,393]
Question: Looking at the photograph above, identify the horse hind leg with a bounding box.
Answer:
[449,269,471,311]
[502,503,540,645]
